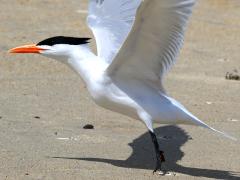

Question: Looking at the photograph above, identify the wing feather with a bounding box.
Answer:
[87,0,142,63]
[107,0,196,90]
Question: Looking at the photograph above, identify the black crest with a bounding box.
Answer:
[37,36,91,46]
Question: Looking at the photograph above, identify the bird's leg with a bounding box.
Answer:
[149,131,165,173]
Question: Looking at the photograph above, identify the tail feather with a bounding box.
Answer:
[205,125,237,141]
[194,118,237,141]
[167,96,237,141]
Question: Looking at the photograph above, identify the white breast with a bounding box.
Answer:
[89,77,140,120]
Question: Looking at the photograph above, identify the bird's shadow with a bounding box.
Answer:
[52,126,239,179]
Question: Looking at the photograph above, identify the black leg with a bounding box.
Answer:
[149,131,165,173]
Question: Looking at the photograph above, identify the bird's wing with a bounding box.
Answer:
[107,0,196,92]
[87,0,142,63]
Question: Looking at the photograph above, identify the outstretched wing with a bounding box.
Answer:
[107,0,196,91]
[87,0,142,63]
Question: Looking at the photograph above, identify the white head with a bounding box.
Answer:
[9,36,91,63]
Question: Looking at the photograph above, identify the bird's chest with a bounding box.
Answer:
[89,83,122,109]
[88,82,139,119]
[91,88,112,107]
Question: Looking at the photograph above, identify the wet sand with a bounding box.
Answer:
[0,0,240,179]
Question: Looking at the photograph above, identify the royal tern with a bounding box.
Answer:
[9,0,236,173]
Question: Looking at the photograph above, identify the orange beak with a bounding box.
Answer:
[9,44,46,54]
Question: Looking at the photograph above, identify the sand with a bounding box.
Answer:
[0,0,239,179]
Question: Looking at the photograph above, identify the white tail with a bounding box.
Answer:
[203,124,237,141]
[168,96,237,141]
[193,118,237,141]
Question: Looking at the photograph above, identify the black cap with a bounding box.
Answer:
[37,36,91,46]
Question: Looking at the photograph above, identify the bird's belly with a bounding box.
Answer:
[94,94,193,125]
[88,81,195,125]
[90,87,140,120]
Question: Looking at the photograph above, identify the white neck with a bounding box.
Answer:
[67,45,107,87]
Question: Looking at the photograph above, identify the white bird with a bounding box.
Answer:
[9,0,235,173]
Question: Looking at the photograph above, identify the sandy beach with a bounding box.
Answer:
[0,0,240,179]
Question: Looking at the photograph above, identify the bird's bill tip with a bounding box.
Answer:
[8,44,46,54]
